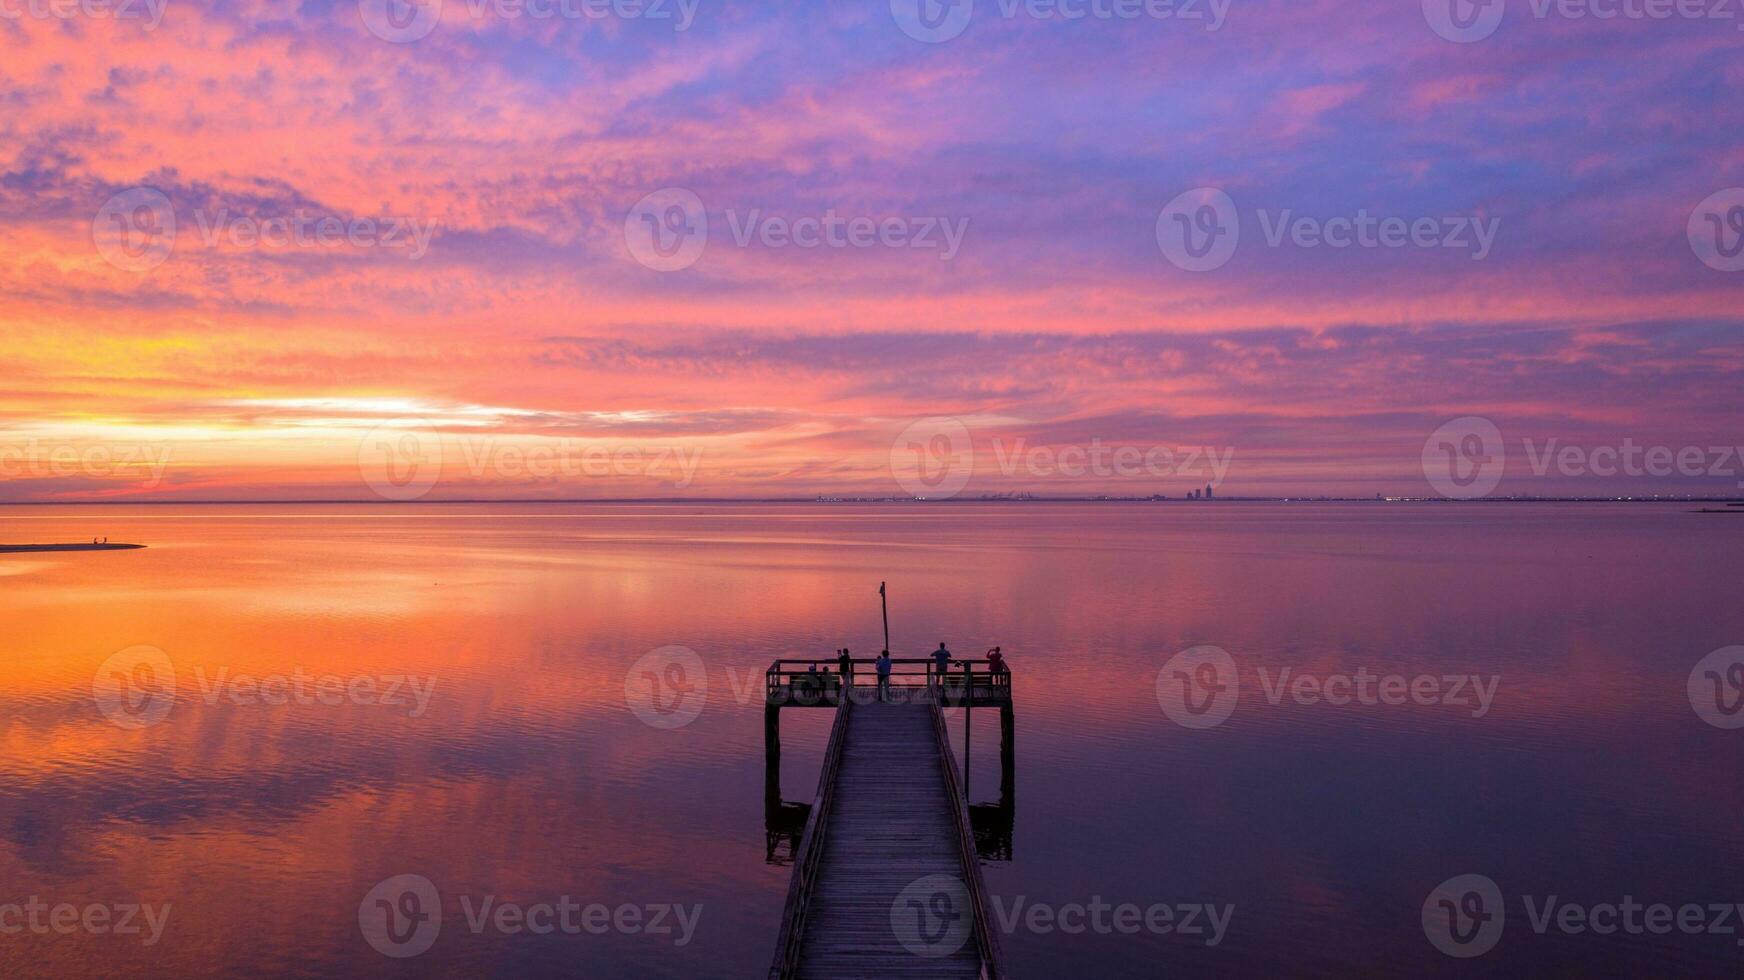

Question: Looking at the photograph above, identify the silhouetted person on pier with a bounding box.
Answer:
[801,663,823,704]
[875,650,892,702]
[931,642,953,689]
[987,647,1007,675]
[837,648,853,686]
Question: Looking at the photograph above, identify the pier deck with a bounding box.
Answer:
[768,661,1009,979]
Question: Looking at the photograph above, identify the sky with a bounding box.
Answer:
[1,0,1741,501]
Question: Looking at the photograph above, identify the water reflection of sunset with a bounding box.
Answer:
[3,503,1742,975]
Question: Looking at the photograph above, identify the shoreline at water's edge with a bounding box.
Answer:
[0,543,146,553]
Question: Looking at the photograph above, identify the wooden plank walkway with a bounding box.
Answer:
[790,700,990,978]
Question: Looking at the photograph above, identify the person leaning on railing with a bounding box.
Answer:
[929,642,953,690]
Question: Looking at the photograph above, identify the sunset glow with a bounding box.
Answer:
[2,1,1740,500]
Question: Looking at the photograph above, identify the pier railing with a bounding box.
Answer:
[931,701,1007,980]
[765,657,1011,707]
[768,699,853,979]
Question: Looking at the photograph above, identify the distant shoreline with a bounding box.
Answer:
[0,543,146,553]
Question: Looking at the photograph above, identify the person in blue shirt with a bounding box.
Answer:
[930,642,953,690]
[875,650,893,702]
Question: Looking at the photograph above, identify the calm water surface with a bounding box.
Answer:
[2,502,1741,977]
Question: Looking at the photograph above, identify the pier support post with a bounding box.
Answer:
[764,704,781,811]
[999,704,1015,807]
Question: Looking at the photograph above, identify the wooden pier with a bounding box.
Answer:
[766,659,1012,979]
